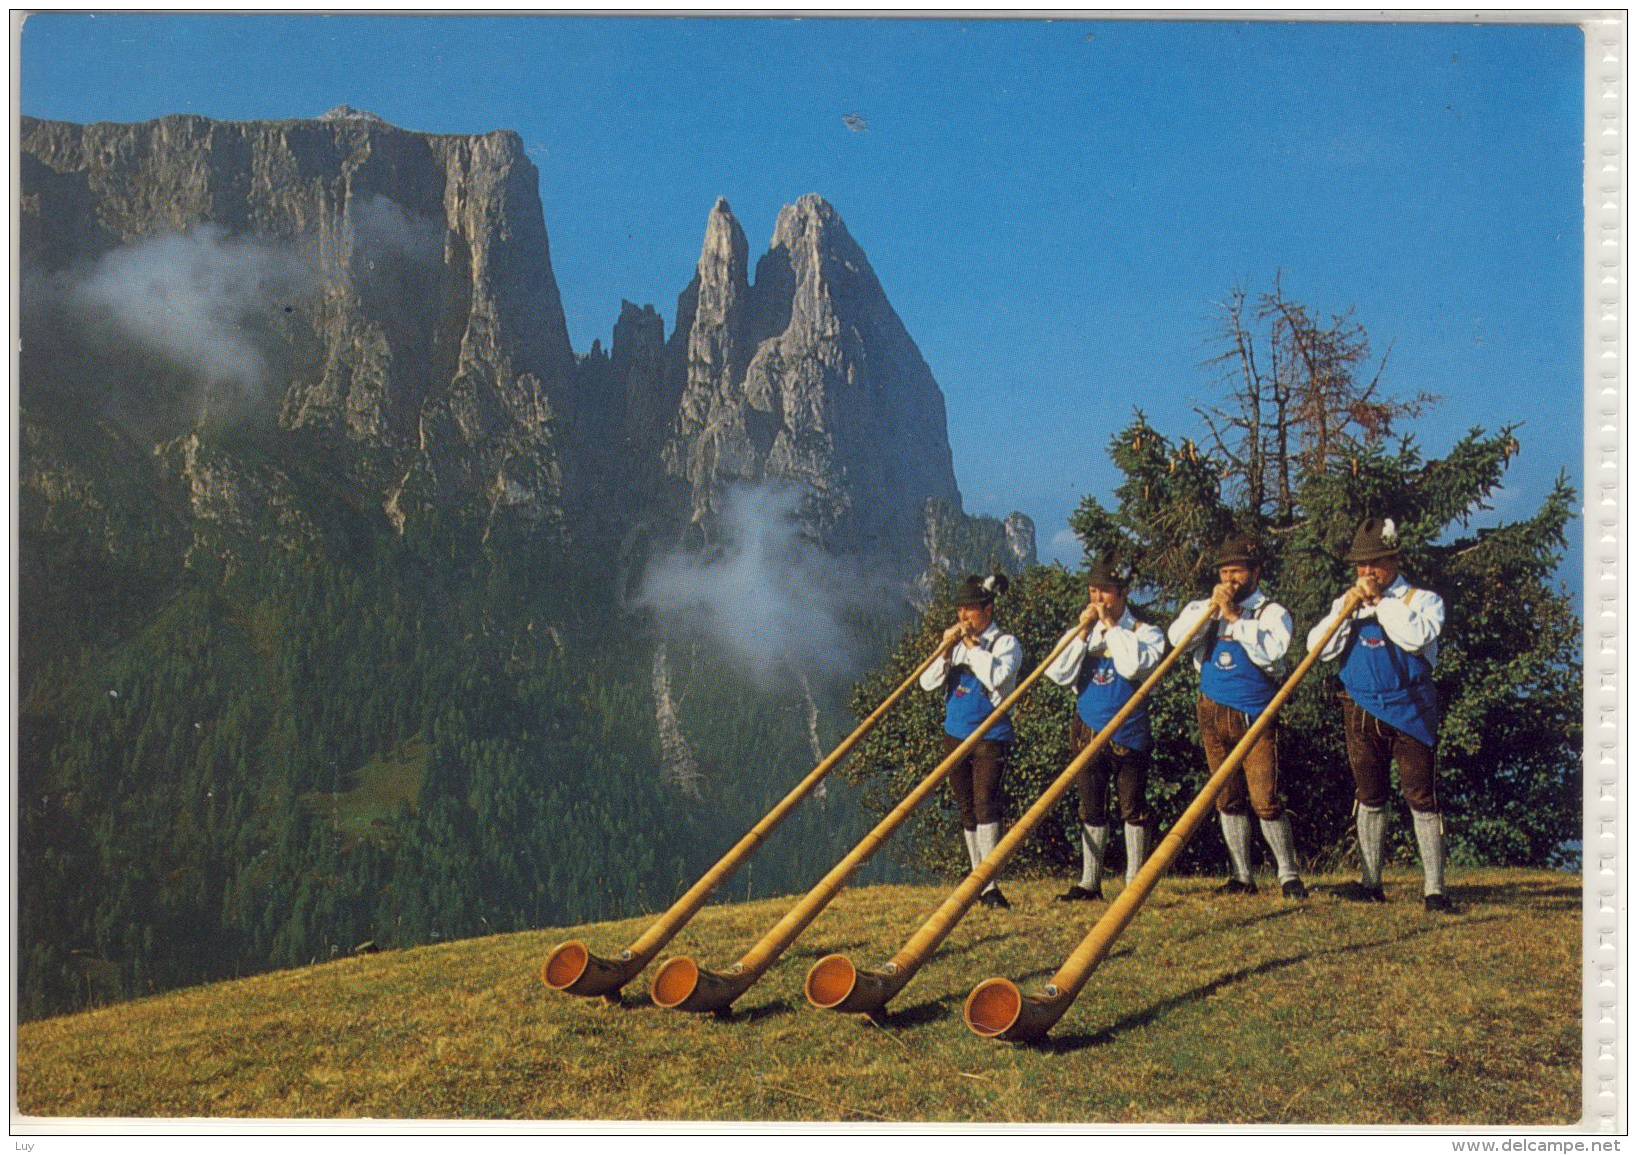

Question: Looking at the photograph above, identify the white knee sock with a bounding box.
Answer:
[1080,824,1109,889]
[1259,815,1301,884]
[1124,823,1149,885]
[1356,804,1387,888]
[1413,810,1446,896]
[1219,812,1253,883]
[975,822,1002,892]
[962,827,981,872]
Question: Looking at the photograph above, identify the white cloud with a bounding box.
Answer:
[1046,526,1084,566]
[637,482,865,686]
[70,224,313,422]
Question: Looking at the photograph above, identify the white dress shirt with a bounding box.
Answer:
[1166,588,1294,676]
[920,622,1023,708]
[1308,574,1444,665]
[1045,608,1167,687]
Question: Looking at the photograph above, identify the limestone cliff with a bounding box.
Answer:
[20,112,1034,592]
[20,110,575,538]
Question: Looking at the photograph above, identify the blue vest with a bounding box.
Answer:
[1339,616,1440,748]
[1199,622,1278,716]
[945,665,1014,743]
[1076,655,1152,752]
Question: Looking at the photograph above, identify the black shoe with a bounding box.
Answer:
[1216,877,1258,896]
[978,887,1011,909]
[1056,883,1103,903]
[1281,878,1309,901]
[1337,882,1388,904]
[1424,893,1455,914]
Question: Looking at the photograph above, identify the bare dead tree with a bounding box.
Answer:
[1198,278,1437,525]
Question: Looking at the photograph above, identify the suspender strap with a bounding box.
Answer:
[1200,615,1222,657]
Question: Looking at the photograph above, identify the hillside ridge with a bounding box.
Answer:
[17,871,1581,1125]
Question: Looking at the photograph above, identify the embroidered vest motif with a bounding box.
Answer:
[1075,653,1151,752]
[1199,611,1278,715]
[944,656,1015,743]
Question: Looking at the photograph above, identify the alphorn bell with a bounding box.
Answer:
[964,589,1366,1043]
[541,634,959,1000]
[805,608,1218,1016]
[649,623,1089,1014]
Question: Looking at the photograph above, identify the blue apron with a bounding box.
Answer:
[1200,631,1278,716]
[1339,617,1440,749]
[1076,654,1152,752]
[945,664,1014,743]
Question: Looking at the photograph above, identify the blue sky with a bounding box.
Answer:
[21,15,1586,578]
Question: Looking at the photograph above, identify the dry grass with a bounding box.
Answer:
[17,868,1582,1125]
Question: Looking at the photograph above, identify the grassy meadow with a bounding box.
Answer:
[16,869,1582,1125]
[298,737,430,847]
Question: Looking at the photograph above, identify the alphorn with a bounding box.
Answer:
[649,624,1088,1014]
[805,609,1217,1016]
[963,589,1366,1043]
[541,634,959,1000]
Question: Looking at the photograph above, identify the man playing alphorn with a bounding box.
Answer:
[1044,558,1167,901]
[1307,517,1452,913]
[921,574,1023,909]
[1167,534,1309,900]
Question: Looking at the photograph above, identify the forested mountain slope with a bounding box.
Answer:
[17,109,1033,1017]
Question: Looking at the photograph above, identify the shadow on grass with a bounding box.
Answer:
[793,931,1013,983]
[1447,882,1580,911]
[585,990,657,1011]
[962,945,1140,1004]
[924,930,1014,963]
[1309,881,1579,913]
[877,994,961,1028]
[1170,903,1306,942]
[1041,914,1506,1053]
[720,998,797,1024]
[592,993,800,1023]
[785,939,873,965]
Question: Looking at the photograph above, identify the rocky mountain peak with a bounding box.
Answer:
[661,198,751,429]
[770,193,850,251]
[653,192,1031,586]
[694,197,752,330]
[702,198,749,272]
[319,105,391,126]
[613,300,665,365]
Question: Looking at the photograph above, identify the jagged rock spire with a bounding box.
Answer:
[771,193,853,252]
[660,192,971,580]
[689,198,753,395]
